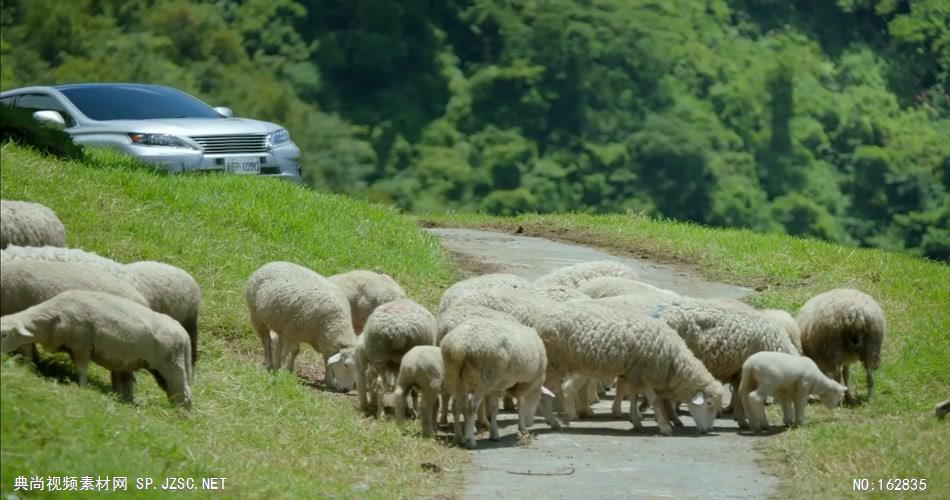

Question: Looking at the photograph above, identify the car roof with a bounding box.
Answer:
[53,83,173,91]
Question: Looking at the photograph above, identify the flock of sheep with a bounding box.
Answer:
[1,199,888,449]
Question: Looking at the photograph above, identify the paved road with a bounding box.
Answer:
[427,228,778,500]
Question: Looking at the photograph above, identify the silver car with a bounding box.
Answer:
[0,83,302,181]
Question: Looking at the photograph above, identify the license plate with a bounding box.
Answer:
[224,157,260,175]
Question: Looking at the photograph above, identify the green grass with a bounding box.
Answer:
[1,144,467,498]
[426,212,949,498]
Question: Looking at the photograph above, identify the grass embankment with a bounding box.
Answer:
[427,213,949,498]
[0,143,467,498]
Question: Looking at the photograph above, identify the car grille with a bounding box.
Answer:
[190,134,267,154]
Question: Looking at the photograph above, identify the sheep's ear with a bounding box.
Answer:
[691,391,705,405]
[327,353,343,365]
[541,386,556,398]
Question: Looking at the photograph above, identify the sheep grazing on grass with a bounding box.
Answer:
[0,200,66,249]
[441,317,560,448]
[329,270,407,334]
[0,290,193,409]
[536,301,723,436]
[797,288,885,403]
[438,273,531,313]
[536,260,639,289]
[1,246,202,367]
[738,351,847,431]
[650,302,798,425]
[355,298,437,418]
[394,345,444,436]
[245,262,356,391]
[0,260,150,361]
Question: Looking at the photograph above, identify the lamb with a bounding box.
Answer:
[394,345,444,436]
[535,301,723,436]
[437,273,531,313]
[329,270,407,334]
[536,260,638,289]
[797,288,885,403]
[356,298,437,418]
[0,260,150,361]
[245,261,356,391]
[738,351,847,431]
[0,200,66,249]
[650,302,798,425]
[0,290,193,408]
[1,246,202,365]
[441,317,560,448]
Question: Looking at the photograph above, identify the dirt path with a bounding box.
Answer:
[426,228,778,499]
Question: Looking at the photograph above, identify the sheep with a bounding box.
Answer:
[443,285,553,329]
[441,317,560,448]
[437,273,531,313]
[759,309,802,354]
[797,288,885,403]
[329,270,407,334]
[356,298,437,418]
[1,246,202,366]
[245,261,356,391]
[532,284,589,303]
[0,260,150,361]
[536,260,638,289]
[650,302,798,425]
[0,290,193,408]
[394,345,444,436]
[0,200,66,249]
[535,301,723,436]
[738,351,847,431]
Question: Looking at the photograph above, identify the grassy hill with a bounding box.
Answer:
[0,144,467,498]
[427,213,949,498]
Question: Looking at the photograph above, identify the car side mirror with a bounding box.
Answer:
[33,110,66,129]
[214,106,233,118]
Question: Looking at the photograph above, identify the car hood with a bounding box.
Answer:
[75,118,281,136]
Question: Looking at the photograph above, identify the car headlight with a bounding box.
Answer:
[129,133,198,150]
[266,128,291,149]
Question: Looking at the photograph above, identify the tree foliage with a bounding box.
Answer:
[1,0,946,259]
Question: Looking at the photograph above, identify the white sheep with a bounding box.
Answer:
[759,309,802,354]
[437,273,531,313]
[441,317,560,448]
[532,284,589,303]
[436,304,517,343]
[245,261,356,391]
[0,200,66,249]
[357,298,437,418]
[738,351,847,431]
[797,288,885,403]
[394,345,444,436]
[535,301,723,436]
[650,302,798,425]
[536,260,638,289]
[329,270,407,334]
[0,290,193,408]
[0,260,150,361]
[1,246,202,367]
[443,285,552,329]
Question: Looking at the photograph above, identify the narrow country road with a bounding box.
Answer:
[426,228,778,500]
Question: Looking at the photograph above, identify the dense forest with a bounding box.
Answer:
[1,0,947,259]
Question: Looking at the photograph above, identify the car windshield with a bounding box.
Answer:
[58,85,222,120]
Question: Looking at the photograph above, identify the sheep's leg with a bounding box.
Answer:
[647,390,673,436]
[111,371,135,402]
[539,381,562,430]
[612,378,627,418]
[561,377,578,420]
[420,390,437,437]
[664,399,684,427]
[738,385,754,431]
[578,378,596,418]
[487,392,501,441]
[411,389,420,419]
[747,391,768,432]
[794,391,807,426]
[394,384,408,422]
[842,364,855,404]
[626,383,645,431]
[284,343,301,373]
[518,389,542,434]
[439,386,451,425]
[865,364,874,401]
[464,391,484,449]
[253,322,272,369]
[453,384,464,445]
[70,352,90,387]
[356,368,368,412]
[780,398,795,427]
[373,373,386,419]
[476,398,490,430]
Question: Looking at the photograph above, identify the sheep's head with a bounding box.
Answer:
[0,319,34,354]
[326,347,357,393]
[820,381,848,409]
[686,384,723,434]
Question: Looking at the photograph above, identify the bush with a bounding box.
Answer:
[0,105,84,160]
